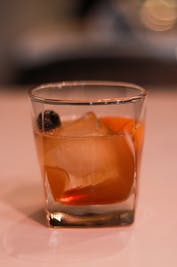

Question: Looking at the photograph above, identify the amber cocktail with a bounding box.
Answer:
[29,81,146,227]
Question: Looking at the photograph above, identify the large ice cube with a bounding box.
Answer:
[57,112,109,136]
[44,112,135,201]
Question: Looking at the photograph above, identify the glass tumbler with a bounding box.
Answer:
[29,81,147,228]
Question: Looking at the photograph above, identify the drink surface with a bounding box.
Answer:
[35,112,143,206]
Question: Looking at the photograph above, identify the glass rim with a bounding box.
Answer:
[29,81,147,105]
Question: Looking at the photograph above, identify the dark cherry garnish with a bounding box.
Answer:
[37,110,61,131]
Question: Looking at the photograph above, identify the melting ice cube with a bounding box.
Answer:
[44,112,134,201]
[57,112,109,137]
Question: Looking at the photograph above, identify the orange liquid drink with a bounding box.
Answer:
[35,112,143,206]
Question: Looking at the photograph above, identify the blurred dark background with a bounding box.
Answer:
[1,0,177,88]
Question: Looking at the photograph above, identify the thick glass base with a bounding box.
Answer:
[47,209,134,228]
[48,211,134,228]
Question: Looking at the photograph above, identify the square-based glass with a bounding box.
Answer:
[29,81,147,228]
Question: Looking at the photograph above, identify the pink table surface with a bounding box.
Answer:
[0,88,177,267]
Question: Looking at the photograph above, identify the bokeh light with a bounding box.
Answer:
[140,0,177,31]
